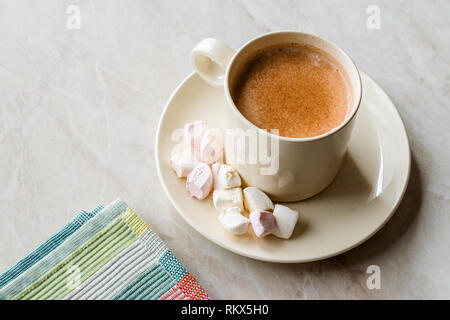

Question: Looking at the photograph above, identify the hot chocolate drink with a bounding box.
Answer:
[232,43,353,138]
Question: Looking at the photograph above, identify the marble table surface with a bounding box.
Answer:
[0,0,449,299]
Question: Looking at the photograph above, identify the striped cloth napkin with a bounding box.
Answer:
[0,199,210,300]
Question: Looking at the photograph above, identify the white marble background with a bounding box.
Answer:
[0,0,449,299]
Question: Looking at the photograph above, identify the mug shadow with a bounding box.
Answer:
[288,152,372,240]
[313,151,373,203]
[274,151,422,271]
[331,152,423,263]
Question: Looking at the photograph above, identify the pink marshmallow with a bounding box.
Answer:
[186,163,213,200]
[249,210,277,238]
[200,132,222,164]
[184,121,208,158]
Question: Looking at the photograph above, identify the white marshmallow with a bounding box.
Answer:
[169,149,199,178]
[200,131,222,164]
[212,163,241,190]
[243,187,274,212]
[186,163,213,200]
[212,188,244,213]
[184,121,208,158]
[219,207,249,235]
[249,210,277,237]
[272,204,299,239]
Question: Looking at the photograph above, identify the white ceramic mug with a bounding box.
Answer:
[191,31,362,202]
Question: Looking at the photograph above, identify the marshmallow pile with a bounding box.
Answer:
[169,121,299,240]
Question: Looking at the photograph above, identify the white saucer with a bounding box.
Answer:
[155,71,410,263]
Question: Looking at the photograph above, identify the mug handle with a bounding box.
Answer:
[191,38,236,88]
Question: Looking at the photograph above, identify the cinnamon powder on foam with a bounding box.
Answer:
[233,44,353,138]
